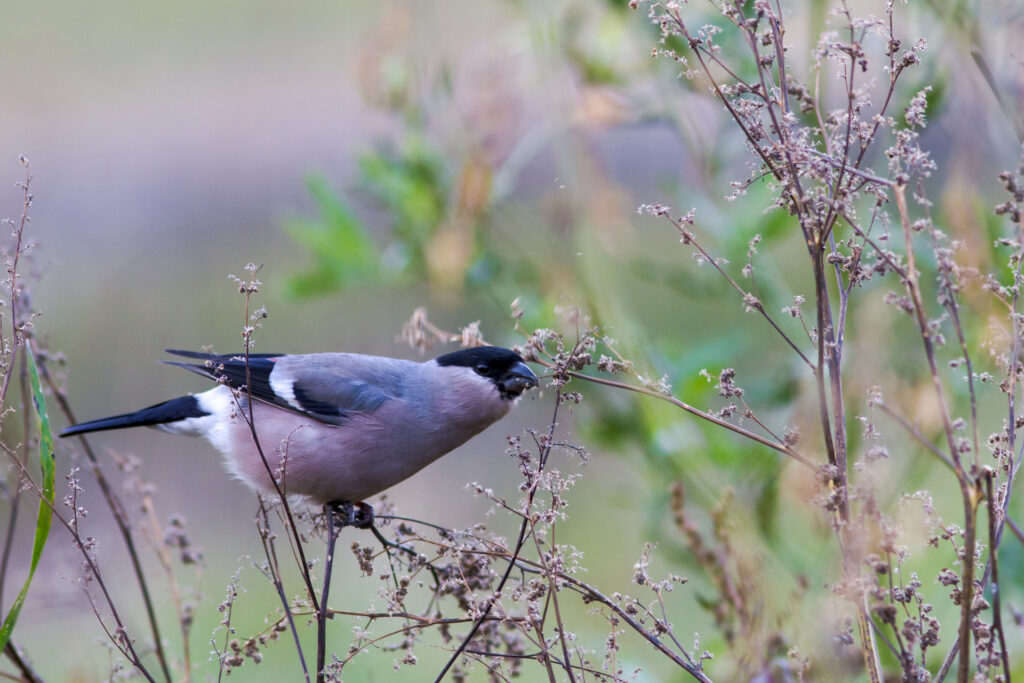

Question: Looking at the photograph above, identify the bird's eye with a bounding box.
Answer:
[474,362,491,375]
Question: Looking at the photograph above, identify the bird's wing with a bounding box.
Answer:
[164,350,398,425]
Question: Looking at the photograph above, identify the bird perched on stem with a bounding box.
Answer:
[60,346,538,526]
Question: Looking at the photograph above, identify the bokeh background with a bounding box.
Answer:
[2,0,1024,680]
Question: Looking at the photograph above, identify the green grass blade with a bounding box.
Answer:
[0,346,56,652]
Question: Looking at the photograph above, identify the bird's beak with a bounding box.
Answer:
[499,361,538,398]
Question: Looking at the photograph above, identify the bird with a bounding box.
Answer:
[60,346,538,524]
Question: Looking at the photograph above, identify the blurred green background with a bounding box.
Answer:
[2,0,1023,680]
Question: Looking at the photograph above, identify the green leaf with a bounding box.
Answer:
[0,346,56,653]
[284,175,380,297]
[357,136,448,249]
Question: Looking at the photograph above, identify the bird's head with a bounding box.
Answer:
[435,346,538,401]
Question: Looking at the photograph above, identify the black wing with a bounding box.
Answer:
[164,349,295,411]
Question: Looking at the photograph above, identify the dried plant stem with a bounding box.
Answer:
[324,612,531,670]
[326,610,527,627]
[0,361,30,624]
[0,160,30,412]
[40,362,174,683]
[0,163,158,681]
[564,369,812,467]
[0,438,156,680]
[256,501,310,683]
[876,401,956,471]
[0,164,32,629]
[316,506,342,683]
[1008,516,1024,545]
[968,49,1024,143]
[139,492,195,680]
[983,472,1011,679]
[433,510,530,682]
[0,493,18,624]
[235,292,321,616]
[810,247,842,477]
[558,573,711,682]
[433,392,565,682]
[894,185,976,682]
[668,216,814,369]
[232,268,343,681]
[818,236,881,683]
[526,509,575,683]
[975,207,1024,558]
[3,640,44,683]
[530,615,559,683]
[338,512,714,682]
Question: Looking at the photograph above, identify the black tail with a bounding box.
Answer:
[60,395,207,437]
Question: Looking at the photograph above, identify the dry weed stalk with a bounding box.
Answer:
[622,0,1022,680]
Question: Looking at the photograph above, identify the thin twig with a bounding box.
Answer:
[894,185,977,683]
[433,383,565,682]
[0,438,157,681]
[875,401,956,471]
[564,370,814,467]
[41,361,174,683]
[983,472,1011,681]
[316,506,342,683]
[255,500,310,683]
[3,640,44,683]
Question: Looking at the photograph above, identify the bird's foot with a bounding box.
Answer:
[327,501,375,530]
[351,501,375,529]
